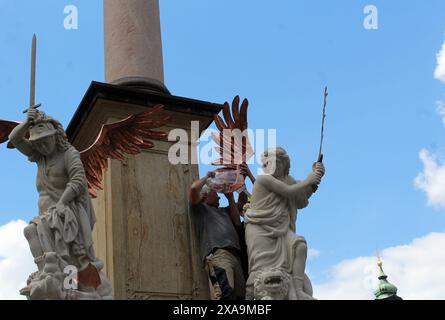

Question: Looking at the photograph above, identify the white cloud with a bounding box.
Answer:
[308,248,320,260]
[414,149,445,208]
[437,100,445,125]
[415,41,445,206]
[0,220,35,300]
[313,232,445,300]
[435,41,445,83]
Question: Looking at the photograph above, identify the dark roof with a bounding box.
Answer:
[66,81,223,142]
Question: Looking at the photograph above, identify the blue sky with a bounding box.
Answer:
[1,1,445,297]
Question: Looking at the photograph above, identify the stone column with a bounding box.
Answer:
[67,82,221,300]
[104,0,166,89]
[66,0,223,300]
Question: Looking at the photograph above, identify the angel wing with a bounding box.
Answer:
[0,120,20,146]
[212,96,253,167]
[80,105,170,198]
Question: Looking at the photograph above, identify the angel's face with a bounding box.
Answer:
[261,148,289,178]
[262,156,278,176]
[33,135,56,156]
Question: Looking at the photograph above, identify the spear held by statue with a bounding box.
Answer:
[312,86,328,192]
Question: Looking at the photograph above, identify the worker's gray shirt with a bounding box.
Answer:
[191,203,241,262]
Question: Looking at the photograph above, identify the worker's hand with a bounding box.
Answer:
[238,163,250,177]
[238,162,255,184]
[205,171,216,180]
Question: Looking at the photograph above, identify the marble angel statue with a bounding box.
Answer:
[0,105,169,299]
[244,147,325,300]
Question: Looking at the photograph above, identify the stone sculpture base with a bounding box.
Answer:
[20,252,113,300]
[246,268,314,300]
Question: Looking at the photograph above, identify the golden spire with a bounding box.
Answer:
[373,251,402,300]
[375,248,383,267]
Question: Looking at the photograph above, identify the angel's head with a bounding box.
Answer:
[261,147,290,179]
[29,111,71,156]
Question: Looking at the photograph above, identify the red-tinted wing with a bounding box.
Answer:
[80,105,170,198]
[212,96,253,166]
[0,120,20,145]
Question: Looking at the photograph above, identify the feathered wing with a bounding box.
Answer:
[212,96,253,167]
[80,105,170,198]
[0,120,21,146]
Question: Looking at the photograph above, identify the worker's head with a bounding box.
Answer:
[200,184,220,207]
